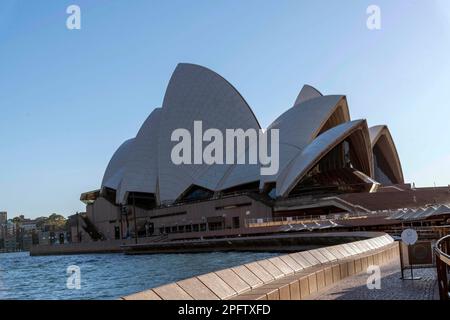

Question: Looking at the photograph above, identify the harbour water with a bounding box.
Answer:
[0,251,279,300]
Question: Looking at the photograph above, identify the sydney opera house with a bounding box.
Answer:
[73,63,450,247]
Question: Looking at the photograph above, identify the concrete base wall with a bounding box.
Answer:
[29,239,135,256]
[122,234,399,300]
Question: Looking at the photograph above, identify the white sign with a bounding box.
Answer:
[66,265,81,290]
[170,121,280,175]
[66,5,81,30]
[401,229,418,245]
[366,265,381,290]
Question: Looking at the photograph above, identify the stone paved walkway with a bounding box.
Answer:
[314,260,439,300]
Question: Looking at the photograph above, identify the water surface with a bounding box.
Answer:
[0,251,279,300]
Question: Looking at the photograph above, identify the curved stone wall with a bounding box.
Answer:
[122,233,399,300]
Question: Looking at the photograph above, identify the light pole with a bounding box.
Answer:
[132,193,138,245]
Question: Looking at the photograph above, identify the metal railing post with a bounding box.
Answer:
[434,235,450,300]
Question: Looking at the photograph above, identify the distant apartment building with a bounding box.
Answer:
[6,220,16,237]
[1,212,69,251]
[38,230,69,245]
[0,215,6,239]
[21,220,38,232]
[4,236,17,252]
[21,233,34,251]
[0,211,6,225]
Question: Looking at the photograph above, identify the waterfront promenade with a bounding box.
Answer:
[314,259,438,300]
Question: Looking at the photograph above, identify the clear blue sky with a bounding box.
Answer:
[1,0,450,218]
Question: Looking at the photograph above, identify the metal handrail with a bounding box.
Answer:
[156,190,260,209]
[435,235,450,261]
[245,212,366,227]
[434,235,450,300]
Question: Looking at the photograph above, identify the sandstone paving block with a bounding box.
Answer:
[368,255,374,267]
[371,238,383,248]
[257,282,291,300]
[339,261,349,278]
[377,252,384,264]
[289,281,301,300]
[308,273,318,294]
[228,293,267,300]
[342,243,358,255]
[361,256,369,271]
[354,241,369,252]
[289,252,313,268]
[347,260,356,275]
[123,289,161,300]
[231,265,263,289]
[331,245,350,258]
[327,246,346,259]
[198,273,236,299]
[254,274,297,287]
[324,267,333,286]
[365,239,376,248]
[153,283,193,300]
[269,257,295,275]
[177,278,219,300]
[299,251,321,266]
[245,262,275,283]
[315,270,326,290]
[379,236,390,245]
[279,254,304,272]
[347,243,362,254]
[257,260,284,279]
[372,239,382,250]
[364,240,376,250]
[279,284,291,300]
[375,239,385,249]
[299,276,310,299]
[382,250,388,262]
[215,269,251,294]
[356,241,370,252]
[332,265,341,282]
[355,258,363,273]
[373,253,380,265]
[245,287,279,300]
[309,249,330,264]
[318,248,339,261]
[267,290,280,300]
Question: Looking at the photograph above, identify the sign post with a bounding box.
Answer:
[400,228,422,281]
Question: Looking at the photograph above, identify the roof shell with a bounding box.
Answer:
[117,108,162,203]
[293,84,323,106]
[157,63,261,202]
[369,125,404,184]
[260,95,350,187]
[277,119,374,197]
[98,64,405,206]
[101,139,135,190]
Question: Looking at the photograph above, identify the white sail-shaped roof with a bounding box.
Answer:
[277,119,374,197]
[117,108,162,203]
[293,84,323,106]
[218,94,350,191]
[101,139,135,190]
[369,125,404,184]
[259,95,350,188]
[98,63,404,206]
[157,63,260,202]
